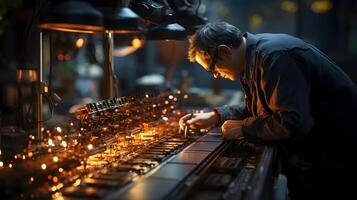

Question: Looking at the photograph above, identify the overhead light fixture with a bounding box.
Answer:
[130,0,187,40]
[175,10,207,34]
[103,1,144,34]
[39,0,104,34]
[146,13,187,40]
[166,0,208,34]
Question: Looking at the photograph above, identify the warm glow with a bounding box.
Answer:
[250,14,263,29]
[52,176,59,183]
[61,141,67,148]
[132,37,143,48]
[281,0,298,13]
[41,163,47,170]
[16,69,38,82]
[56,127,62,133]
[53,156,59,162]
[87,144,94,150]
[56,183,64,190]
[114,46,138,57]
[48,139,55,146]
[76,37,85,48]
[311,0,332,13]
[51,186,57,192]
[44,85,49,93]
[73,179,81,187]
[40,23,104,34]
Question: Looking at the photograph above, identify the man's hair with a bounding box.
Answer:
[188,22,243,62]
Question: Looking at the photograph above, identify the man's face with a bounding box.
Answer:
[195,50,238,81]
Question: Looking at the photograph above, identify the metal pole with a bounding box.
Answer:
[107,32,116,98]
[36,31,44,140]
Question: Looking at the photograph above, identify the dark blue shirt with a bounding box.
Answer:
[215,32,357,195]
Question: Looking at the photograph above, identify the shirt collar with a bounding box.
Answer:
[242,32,259,81]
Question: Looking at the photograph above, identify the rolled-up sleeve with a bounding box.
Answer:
[242,52,314,142]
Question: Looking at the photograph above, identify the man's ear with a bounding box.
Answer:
[217,45,232,59]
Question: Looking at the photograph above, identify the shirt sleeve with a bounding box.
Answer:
[241,52,314,142]
[214,104,249,126]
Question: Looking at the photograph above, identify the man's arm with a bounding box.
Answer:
[241,52,314,142]
[214,104,249,126]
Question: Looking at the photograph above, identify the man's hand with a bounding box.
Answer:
[179,111,219,130]
[221,120,244,140]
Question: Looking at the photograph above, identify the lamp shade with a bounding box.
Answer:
[40,0,104,34]
[129,0,187,40]
[104,6,143,33]
[176,10,208,34]
[146,12,187,41]
[146,22,186,40]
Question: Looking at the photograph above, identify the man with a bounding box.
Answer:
[180,22,357,199]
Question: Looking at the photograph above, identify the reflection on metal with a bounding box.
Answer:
[39,0,104,34]
[105,32,116,99]
[39,23,104,34]
[16,69,38,83]
[245,146,278,200]
[36,31,44,141]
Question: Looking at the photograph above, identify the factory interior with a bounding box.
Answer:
[0,0,356,199]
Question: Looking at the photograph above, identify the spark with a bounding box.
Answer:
[48,139,55,146]
[41,163,47,170]
[53,156,59,162]
[56,127,62,133]
[61,141,67,148]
